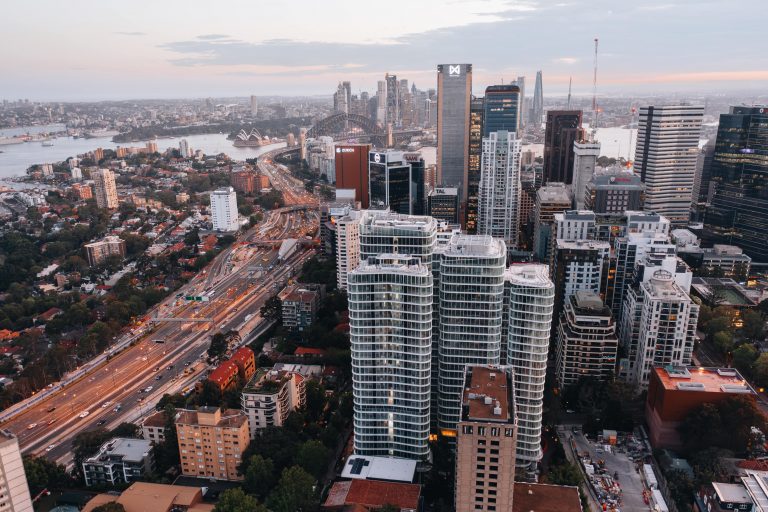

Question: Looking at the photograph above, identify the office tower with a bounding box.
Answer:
[333,83,348,114]
[0,431,33,512]
[210,187,239,232]
[385,74,399,126]
[436,64,472,209]
[696,140,716,204]
[552,239,610,319]
[335,144,372,208]
[342,81,352,111]
[585,172,645,214]
[179,138,191,158]
[477,130,522,249]
[250,95,258,116]
[572,140,601,209]
[530,71,544,127]
[532,183,572,262]
[483,84,521,136]
[503,264,554,468]
[555,291,617,389]
[437,235,506,433]
[368,150,425,215]
[455,365,517,512]
[609,219,674,319]
[299,128,307,160]
[427,187,460,223]
[466,97,485,233]
[84,236,127,266]
[92,168,118,209]
[376,81,387,125]
[335,210,362,291]
[635,105,704,225]
[516,76,526,128]
[349,254,433,460]
[175,407,249,481]
[623,270,698,388]
[543,111,584,184]
[704,107,768,263]
[359,210,437,265]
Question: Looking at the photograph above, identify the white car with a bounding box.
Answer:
[45,444,56,452]
[27,423,37,430]
[79,411,90,418]
[101,401,112,408]
[144,386,153,393]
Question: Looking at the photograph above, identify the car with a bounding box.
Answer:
[166,365,174,370]
[79,411,90,418]
[113,404,122,412]
[565,409,575,414]
[96,420,107,426]
[184,361,191,366]
[155,375,162,381]
[101,401,112,408]
[45,444,56,452]
[137,397,144,403]
[47,419,56,425]
[27,423,37,430]
[144,386,153,393]
[153,367,159,372]
[46,406,56,413]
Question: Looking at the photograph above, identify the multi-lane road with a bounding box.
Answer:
[1,156,320,468]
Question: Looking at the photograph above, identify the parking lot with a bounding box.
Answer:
[567,428,651,511]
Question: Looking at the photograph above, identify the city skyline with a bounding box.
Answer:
[2,0,767,100]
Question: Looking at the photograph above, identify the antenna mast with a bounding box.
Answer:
[592,37,599,139]
[567,77,572,109]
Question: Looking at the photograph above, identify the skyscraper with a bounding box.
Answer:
[385,73,400,127]
[571,140,601,209]
[466,96,485,233]
[368,150,425,215]
[530,71,544,127]
[348,254,433,460]
[376,80,387,125]
[427,187,460,224]
[704,106,768,263]
[250,95,258,116]
[478,130,522,249]
[483,84,521,136]
[584,172,645,214]
[92,168,118,209]
[210,187,239,232]
[516,76,526,129]
[436,235,506,434]
[335,143,371,208]
[0,431,33,512]
[503,264,554,468]
[634,105,704,225]
[543,111,584,184]
[436,64,472,214]
[335,210,362,291]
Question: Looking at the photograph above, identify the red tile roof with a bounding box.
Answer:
[323,480,420,510]
[513,483,582,512]
[295,347,327,356]
[230,347,254,366]
[208,361,238,388]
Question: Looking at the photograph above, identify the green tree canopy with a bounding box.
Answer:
[213,488,266,512]
[296,440,329,479]
[266,465,317,512]
[243,454,276,499]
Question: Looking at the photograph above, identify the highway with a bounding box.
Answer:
[2,155,320,468]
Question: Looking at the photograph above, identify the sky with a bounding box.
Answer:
[1,0,767,101]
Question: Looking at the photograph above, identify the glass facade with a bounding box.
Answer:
[704,106,768,263]
[483,84,521,136]
[437,64,472,203]
[543,110,583,184]
[466,97,484,233]
[368,151,423,215]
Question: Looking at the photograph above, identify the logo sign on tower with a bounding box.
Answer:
[448,65,461,76]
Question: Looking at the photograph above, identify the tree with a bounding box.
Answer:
[260,295,282,322]
[213,488,266,512]
[704,316,732,337]
[679,395,767,454]
[23,456,70,492]
[713,331,734,355]
[733,344,759,376]
[266,465,317,512]
[196,380,222,407]
[243,455,276,499]
[754,353,768,387]
[741,310,766,340]
[208,333,228,359]
[93,504,127,512]
[547,462,582,486]
[295,440,329,479]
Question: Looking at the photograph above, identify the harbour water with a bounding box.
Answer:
[0,125,286,179]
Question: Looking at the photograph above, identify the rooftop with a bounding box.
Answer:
[323,479,421,510]
[243,367,298,395]
[175,408,247,429]
[712,482,753,504]
[141,411,167,429]
[590,172,644,188]
[504,264,553,288]
[82,482,211,512]
[513,483,583,512]
[572,290,610,314]
[340,455,417,483]
[84,437,152,464]
[229,347,254,366]
[354,254,430,276]
[556,239,610,251]
[741,470,768,511]
[536,183,572,204]
[462,365,515,423]
[207,360,238,386]
[361,210,437,232]
[444,234,505,258]
[654,367,755,395]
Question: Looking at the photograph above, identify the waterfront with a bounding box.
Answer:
[0,128,286,178]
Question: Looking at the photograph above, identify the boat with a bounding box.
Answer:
[0,137,25,146]
[233,128,270,147]
[84,129,119,138]
[41,140,54,147]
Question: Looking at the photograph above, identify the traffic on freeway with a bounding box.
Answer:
[2,160,320,468]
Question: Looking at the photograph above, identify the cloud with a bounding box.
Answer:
[115,31,145,36]
[196,34,232,40]
[553,57,580,65]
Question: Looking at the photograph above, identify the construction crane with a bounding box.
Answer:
[592,37,599,138]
